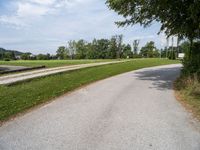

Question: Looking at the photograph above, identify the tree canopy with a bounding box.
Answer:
[56,35,134,59]
[140,41,160,58]
[106,0,200,41]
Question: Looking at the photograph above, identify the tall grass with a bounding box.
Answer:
[175,74,200,119]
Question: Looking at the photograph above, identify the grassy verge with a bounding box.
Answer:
[0,59,179,122]
[0,59,114,68]
[174,75,200,120]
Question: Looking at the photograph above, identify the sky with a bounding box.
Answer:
[0,0,169,54]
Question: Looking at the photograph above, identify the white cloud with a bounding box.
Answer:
[28,0,56,5]
[0,15,26,27]
[0,0,164,54]
[0,0,80,27]
[18,3,50,17]
[127,35,156,41]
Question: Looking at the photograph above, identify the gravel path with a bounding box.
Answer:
[0,61,125,85]
[0,64,200,150]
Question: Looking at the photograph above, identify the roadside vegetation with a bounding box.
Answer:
[0,59,179,122]
[174,42,200,120]
[175,75,200,120]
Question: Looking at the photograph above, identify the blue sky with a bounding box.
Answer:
[0,0,168,54]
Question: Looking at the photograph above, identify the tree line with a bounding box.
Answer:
[56,37,187,60]
[1,35,187,61]
[56,35,167,60]
[56,35,133,59]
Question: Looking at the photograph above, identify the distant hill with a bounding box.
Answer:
[0,47,24,56]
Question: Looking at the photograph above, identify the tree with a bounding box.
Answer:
[161,47,168,58]
[86,39,109,59]
[36,54,51,60]
[109,36,118,59]
[75,40,87,59]
[180,41,190,54]
[106,0,200,41]
[94,39,110,59]
[182,42,200,74]
[66,40,76,59]
[122,44,133,58]
[116,35,123,58]
[140,41,160,58]
[0,48,4,60]
[4,52,15,60]
[108,35,124,59]
[46,53,51,60]
[133,40,139,54]
[56,46,67,60]
[86,42,96,59]
[106,0,200,73]
[20,53,31,60]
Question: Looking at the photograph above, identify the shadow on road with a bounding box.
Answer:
[134,66,181,91]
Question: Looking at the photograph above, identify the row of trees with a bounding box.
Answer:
[0,51,16,60]
[20,53,57,60]
[20,40,187,61]
[1,38,180,61]
[0,52,57,61]
[1,36,185,61]
[56,35,133,59]
[56,36,165,60]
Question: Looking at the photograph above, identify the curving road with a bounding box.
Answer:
[0,64,200,150]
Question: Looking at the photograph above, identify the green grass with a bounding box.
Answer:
[0,58,179,121]
[0,59,114,68]
[175,75,200,120]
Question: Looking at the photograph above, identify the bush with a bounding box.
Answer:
[182,42,200,75]
[4,58,10,61]
[175,74,200,96]
[174,73,200,120]
[168,50,176,60]
[132,54,142,58]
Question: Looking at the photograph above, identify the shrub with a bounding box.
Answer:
[182,42,200,75]
[4,58,10,61]
[175,74,200,96]
[168,50,176,60]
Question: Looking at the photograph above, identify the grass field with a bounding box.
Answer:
[0,59,180,122]
[0,59,114,68]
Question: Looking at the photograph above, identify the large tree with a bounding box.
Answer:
[106,0,200,73]
[75,40,87,59]
[66,40,76,59]
[122,44,133,58]
[106,0,200,42]
[56,46,67,60]
[140,41,160,58]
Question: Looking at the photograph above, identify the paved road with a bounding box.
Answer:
[0,64,200,150]
[0,60,126,85]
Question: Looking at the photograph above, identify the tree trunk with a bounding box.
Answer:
[189,38,194,59]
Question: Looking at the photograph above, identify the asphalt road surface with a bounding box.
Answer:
[0,64,200,150]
